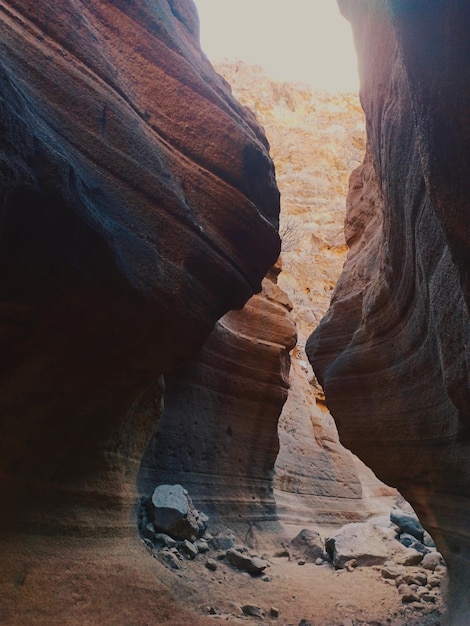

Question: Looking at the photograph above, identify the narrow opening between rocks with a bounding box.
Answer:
[134,5,446,624]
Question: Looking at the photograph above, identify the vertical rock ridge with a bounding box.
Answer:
[309,2,470,621]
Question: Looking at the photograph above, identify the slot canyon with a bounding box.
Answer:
[0,1,469,625]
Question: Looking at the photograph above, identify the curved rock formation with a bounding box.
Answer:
[0,0,280,526]
[274,354,396,528]
[216,61,396,529]
[138,271,296,537]
[308,1,470,621]
[0,0,280,622]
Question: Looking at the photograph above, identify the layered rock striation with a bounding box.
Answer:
[216,62,396,528]
[0,0,279,532]
[139,271,296,534]
[0,1,281,623]
[309,1,470,621]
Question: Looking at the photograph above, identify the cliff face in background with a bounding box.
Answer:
[308,1,470,622]
[216,62,396,527]
[0,1,281,622]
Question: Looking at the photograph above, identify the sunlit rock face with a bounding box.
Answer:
[274,352,397,527]
[309,1,470,621]
[0,1,280,622]
[139,272,296,536]
[216,62,396,528]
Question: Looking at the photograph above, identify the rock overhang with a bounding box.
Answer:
[0,0,283,526]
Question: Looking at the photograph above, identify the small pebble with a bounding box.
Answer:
[242,604,264,619]
[205,558,218,572]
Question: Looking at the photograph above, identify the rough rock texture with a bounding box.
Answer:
[225,548,268,576]
[288,528,324,563]
[0,1,280,623]
[325,522,421,570]
[308,1,470,622]
[149,484,201,541]
[138,272,296,534]
[216,62,396,528]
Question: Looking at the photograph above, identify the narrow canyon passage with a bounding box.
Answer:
[134,62,445,626]
[1,1,470,625]
[138,60,399,532]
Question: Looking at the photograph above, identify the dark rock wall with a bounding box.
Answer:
[0,0,280,534]
[0,1,286,622]
[309,1,470,621]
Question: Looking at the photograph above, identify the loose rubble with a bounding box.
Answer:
[390,508,425,542]
[138,484,272,579]
[321,508,446,617]
[138,489,445,624]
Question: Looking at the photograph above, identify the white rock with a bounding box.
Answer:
[326,522,423,569]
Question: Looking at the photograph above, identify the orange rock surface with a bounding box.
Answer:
[0,1,280,623]
[216,62,396,528]
[309,2,470,622]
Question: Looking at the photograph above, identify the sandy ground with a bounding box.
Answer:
[150,528,445,626]
[0,532,444,626]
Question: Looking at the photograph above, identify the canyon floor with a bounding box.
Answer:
[1,527,444,626]
[153,532,444,626]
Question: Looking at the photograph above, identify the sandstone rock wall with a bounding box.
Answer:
[308,1,470,621]
[0,1,281,623]
[216,62,396,529]
[0,0,279,531]
[139,273,296,536]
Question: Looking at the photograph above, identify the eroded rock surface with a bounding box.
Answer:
[216,62,396,528]
[0,1,280,623]
[0,0,279,524]
[308,1,470,622]
[138,272,296,534]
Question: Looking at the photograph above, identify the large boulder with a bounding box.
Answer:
[325,522,422,570]
[308,1,470,621]
[149,484,202,542]
[289,528,324,563]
